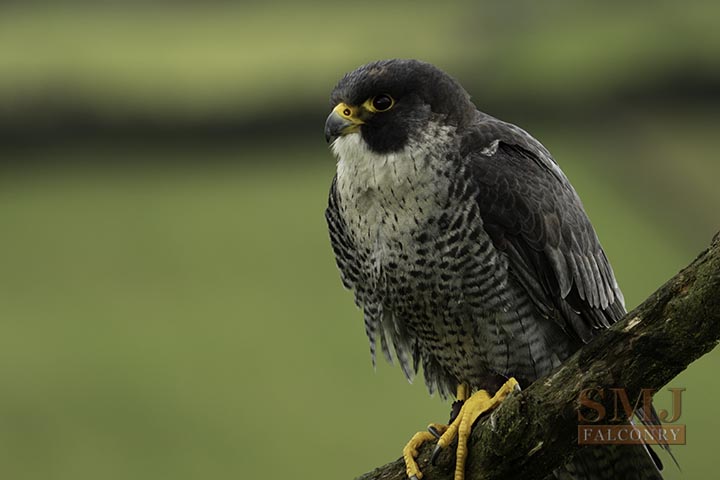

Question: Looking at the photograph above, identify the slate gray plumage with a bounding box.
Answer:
[324,59,663,479]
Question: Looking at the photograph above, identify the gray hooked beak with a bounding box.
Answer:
[325,102,364,143]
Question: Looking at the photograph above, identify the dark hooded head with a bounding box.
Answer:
[325,59,476,153]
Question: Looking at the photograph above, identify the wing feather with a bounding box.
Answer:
[466,128,625,342]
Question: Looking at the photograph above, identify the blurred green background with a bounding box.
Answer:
[0,1,718,479]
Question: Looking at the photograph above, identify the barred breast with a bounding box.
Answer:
[331,129,572,396]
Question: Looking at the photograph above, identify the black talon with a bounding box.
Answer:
[449,399,464,423]
[431,444,443,465]
[428,425,443,439]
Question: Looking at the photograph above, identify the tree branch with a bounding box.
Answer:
[356,231,720,480]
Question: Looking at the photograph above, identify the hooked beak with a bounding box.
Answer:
[325,102,364,143]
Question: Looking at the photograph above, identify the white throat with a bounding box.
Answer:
[331,124,454,262]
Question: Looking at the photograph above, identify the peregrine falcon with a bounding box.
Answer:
[324,59,663,480]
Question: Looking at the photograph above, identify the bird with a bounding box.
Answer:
[324,59,664,480]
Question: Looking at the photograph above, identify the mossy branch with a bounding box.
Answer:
[356,231,720,480]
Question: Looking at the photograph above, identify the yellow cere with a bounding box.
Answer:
[332,102,364,124]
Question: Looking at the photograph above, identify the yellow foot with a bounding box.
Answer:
[403,423,448,480]
[433,378,520,480]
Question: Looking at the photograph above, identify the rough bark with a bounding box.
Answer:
[356,231,720,480]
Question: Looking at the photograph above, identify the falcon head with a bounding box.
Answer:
[325,59,476,154]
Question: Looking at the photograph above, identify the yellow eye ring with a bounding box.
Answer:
[368,94,394,112]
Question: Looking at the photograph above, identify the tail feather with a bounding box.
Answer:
[553,444,663,480]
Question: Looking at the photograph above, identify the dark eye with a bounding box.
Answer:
[371,94,394,112]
